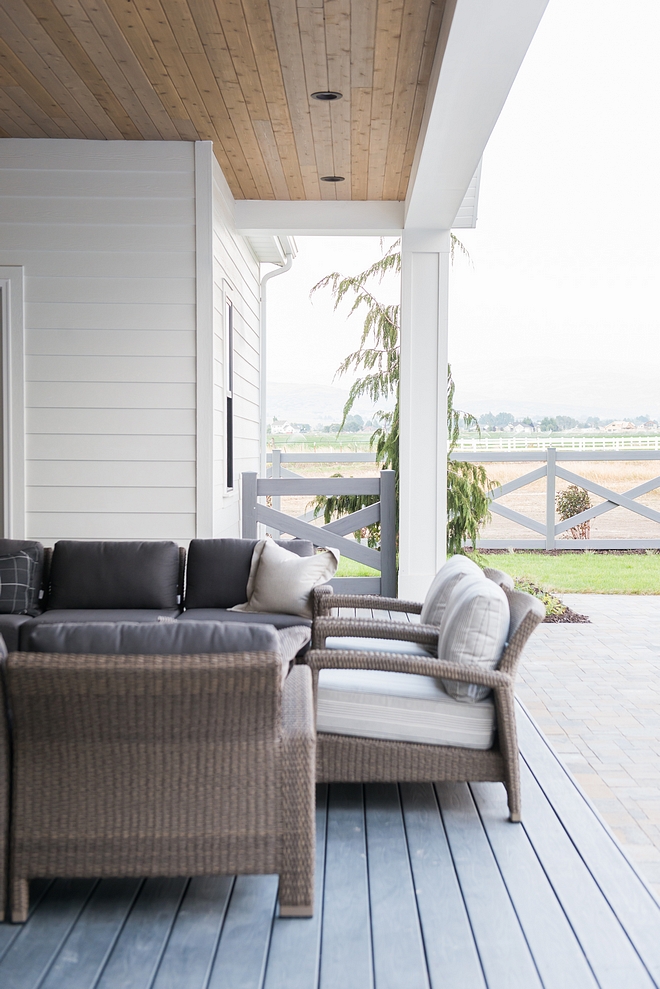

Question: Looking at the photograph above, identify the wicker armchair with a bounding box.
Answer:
[4,647,316,922]
[308,587,544,821]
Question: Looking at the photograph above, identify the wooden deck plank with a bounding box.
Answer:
[95,877,187,989]
[0,880,52,961]
[400,782,486,989]
[207,876,278,989]
[0,878,97,989]
[151,877,234,989]
[436,782,543,989]
[319,783,373,989]
[263,784,329,989]
[518,704,660,982]
[517,758,656,989]
[470,782,599,989]
[38,879,143,989]
[364,783,429,989]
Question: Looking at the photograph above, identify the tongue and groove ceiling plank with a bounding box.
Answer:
[0,0,447,201]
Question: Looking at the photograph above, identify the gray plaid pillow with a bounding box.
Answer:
[0,549,39,615]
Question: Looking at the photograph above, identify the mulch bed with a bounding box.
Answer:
[512,577,591,624]
[543,607,590,624]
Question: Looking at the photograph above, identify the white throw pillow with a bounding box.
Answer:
[230,537,339,619]
[420,554,484,627]
[439,573,509,703]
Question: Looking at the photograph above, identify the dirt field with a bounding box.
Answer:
[271,460,660,542]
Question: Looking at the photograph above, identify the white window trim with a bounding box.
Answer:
[0,266,25,538]
[195,141,214,537]
[224,287,236,497]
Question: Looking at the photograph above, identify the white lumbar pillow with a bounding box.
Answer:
[439,573,509,703]
[230,537,339,619]
[420,554,484,627]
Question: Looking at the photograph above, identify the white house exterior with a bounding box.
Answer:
[0,0,549,598]
[0,139,272,544]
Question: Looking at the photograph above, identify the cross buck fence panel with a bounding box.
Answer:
[241,469,397,596]
[456,448,660,550]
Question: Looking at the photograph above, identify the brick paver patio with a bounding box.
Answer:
[518,593,660,897]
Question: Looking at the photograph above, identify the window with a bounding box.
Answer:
[226,298,234,490]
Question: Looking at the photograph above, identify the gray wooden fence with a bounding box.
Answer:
[458,447,660,550]
[264,447,660,552]
[242,468,397,596]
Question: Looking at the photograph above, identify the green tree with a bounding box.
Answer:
[446,368,495,555]
[310,240,493,555]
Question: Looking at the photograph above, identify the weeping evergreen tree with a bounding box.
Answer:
[311,240,493,554]
[446,369,494,555]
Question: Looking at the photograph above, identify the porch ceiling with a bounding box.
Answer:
[0,0,448,202]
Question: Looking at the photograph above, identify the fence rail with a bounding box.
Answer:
[454,435,660,453]
[242,470,397,596]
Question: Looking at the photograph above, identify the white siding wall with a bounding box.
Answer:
[211,156,261,537]
[0,139,197,543]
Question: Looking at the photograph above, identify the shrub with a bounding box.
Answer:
[556,484,591,538]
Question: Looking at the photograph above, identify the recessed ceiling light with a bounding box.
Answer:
[311,91,343,101]
[320,175,345,182]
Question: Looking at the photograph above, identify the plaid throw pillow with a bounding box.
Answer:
[0,549,39,615]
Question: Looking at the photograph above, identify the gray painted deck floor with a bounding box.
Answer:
[1,705,660,989]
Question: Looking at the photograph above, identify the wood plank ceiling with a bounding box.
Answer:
[0,0,447,201]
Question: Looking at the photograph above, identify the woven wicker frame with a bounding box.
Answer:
[308,588,544,821]
[4,652,315,923]
[0,666,9,921]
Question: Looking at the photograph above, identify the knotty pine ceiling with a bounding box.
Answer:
[0,0,447,201]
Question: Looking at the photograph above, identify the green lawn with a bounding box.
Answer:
[335,556,380,577]
[471,552,660,594]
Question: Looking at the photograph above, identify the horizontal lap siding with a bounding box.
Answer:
[211,158,260,537]
[0,139,197,543]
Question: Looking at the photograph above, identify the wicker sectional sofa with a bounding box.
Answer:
[0,536,320,921]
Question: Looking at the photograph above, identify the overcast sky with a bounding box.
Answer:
[267,0,660,421]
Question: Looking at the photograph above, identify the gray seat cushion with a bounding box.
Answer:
[184,538,314,610]
[179,608,311,630]
[47,541,180,610]
[23,619,282,656]
[0,614,34,652]
[19,609,180,649]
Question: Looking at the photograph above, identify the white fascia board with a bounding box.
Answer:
[235,199,404,236]
[452,159,481,229]
[405,0,549,231]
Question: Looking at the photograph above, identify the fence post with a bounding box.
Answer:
[379,469,397,597]
[242,472,258,538]
[546,447,556,550]
[271,448,282,538]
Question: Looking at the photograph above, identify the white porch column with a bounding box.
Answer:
[398,230,450,600]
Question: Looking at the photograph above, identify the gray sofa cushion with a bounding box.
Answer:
[0,614,34,652]
[23,619,282,656]
[0,540,44,615]
[19,609,180,649]
[184,538,314,610]
[179,608,311,630]
[47,541,180,610]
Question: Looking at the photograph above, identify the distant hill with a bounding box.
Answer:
[267,381,394,425]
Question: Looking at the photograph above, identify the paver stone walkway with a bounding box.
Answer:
[518,593,660,896]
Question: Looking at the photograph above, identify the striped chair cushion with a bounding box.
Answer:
[317,669,496,749]
[439,574,510,703]
[420,554,484,627]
